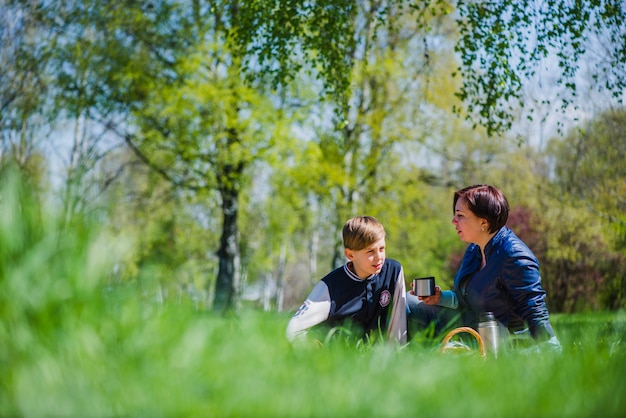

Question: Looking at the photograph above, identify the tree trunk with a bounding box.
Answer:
[212,185,240,313]
[274,240,286,312]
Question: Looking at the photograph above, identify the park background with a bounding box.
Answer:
[1,1,625,416]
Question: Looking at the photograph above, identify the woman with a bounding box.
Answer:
[407,184,560,349]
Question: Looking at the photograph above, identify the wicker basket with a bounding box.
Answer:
[440,326,486,357]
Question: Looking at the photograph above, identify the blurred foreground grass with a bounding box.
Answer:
[1,170,625,417]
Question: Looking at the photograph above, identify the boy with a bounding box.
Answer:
[286,216,407,344]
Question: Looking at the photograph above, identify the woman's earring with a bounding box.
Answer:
[481,226,485,232]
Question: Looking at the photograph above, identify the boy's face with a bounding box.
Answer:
[344,237,386,280]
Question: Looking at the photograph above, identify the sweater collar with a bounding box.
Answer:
[344,262,377,281]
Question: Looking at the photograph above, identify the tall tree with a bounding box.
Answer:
[546,108,626,310]
[87,1,287,313]
[234,0,626,136]
[549,108,626,237]
[263,2,462,285]
[7,0,290,312]
[0,0,53,186]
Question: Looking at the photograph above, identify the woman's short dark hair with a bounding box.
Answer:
[453,185,509,233]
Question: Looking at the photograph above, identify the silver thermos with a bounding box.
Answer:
[478,312,499,357]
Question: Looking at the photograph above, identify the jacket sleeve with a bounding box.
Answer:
[285,281,331,342]
[386,267,408,344]
[439,290,458,309]
[500,251,556,341]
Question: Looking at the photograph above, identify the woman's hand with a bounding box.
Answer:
[410,284,442,305]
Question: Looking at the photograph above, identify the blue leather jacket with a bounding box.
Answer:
[454,226,556,340]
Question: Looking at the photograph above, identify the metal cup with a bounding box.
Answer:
[413,276,435,297]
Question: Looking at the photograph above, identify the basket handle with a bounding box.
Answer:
[440,326,486,357]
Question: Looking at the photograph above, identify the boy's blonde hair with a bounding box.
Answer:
[342,216,386,251]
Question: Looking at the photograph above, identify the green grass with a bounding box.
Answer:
[1,170,625,417]
[3,303,625,417]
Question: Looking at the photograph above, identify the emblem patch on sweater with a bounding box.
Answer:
[379,290,391,307]
[294,300,310,317]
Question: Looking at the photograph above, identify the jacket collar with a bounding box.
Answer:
[483,226,510,261]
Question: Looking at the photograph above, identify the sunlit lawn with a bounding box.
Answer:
[2,295,625,417]
[1,171,624,417]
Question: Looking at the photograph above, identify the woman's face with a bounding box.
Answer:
[452,198,486,244]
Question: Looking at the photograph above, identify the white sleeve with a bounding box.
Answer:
[285,281,331,342]
[386,267,408,344]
